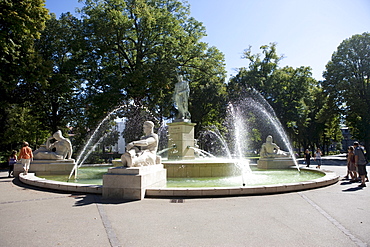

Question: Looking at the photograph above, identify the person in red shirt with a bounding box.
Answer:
[19,142,33,175]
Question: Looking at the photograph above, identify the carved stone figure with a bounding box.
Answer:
[121,121,159,167]
[173,75,191,121]
[260,135,289,158]
[33,130,73,160]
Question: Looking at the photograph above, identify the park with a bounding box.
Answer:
[1,0,369,246]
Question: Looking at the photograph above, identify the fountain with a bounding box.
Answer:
[13,130,76,177]
[17,76,339,200]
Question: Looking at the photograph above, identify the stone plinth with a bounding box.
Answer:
[163,159,239,178]
[167,121,196,160]
[13,159,76,177]
[257,158,295,169]
[102,164,166,200]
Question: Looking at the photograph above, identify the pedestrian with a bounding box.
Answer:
[19,142,33,175]
[314,148,322,169]
[8,150,17,177]
[347,146,357,182]
[354,141,368,187]
[304,149,311,167]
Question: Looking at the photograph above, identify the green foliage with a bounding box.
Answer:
[228,43,341,153]
[3,104,50,150]
[323,32,370,154]
[79,0,226,132]
[34,13,86,133]
[0,0,49,154]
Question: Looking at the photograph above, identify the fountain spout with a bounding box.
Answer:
[157,144,177,156]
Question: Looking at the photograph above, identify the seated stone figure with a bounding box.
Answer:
[260,135,289,158]
[121,121,159,167]
[33,130,73,160]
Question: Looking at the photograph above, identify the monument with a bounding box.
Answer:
[33,130,73,160]
[257,135,295,169]
[167,75,196,160]
[14,130,75,176]
[103,121,166,200]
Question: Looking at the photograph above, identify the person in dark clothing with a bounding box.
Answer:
[304,149,311,168]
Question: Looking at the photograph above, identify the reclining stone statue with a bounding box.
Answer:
[260,135,289,159]
[121,121,160,167]
[33,130,73,160]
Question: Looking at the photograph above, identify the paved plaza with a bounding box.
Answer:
[0,158,369,247]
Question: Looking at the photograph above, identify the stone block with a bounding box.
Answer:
[102,164,166,200]
[13,159,75,177]
[257,158,295,169]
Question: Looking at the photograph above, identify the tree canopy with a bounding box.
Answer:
[0,0,50,152]
[323,32,370,155]
[227,43,341,153]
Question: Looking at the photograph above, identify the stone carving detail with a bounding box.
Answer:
[260,135,289,158]
[121,121,160,167]
[33,130,73,160]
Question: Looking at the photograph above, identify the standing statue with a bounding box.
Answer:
[33,130,73,160]
[260,135,289,158]
[173,75,191,121]
[121,121,159,167]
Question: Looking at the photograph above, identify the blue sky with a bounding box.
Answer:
[45,0,370,81]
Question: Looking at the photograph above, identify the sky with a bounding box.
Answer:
[45,0,370,81]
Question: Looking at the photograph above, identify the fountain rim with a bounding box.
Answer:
[18,167,339,198]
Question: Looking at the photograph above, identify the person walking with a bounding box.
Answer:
[19,142,33,175]
[8,150,17,177]
[347,146,357,182]
[314,148,322,169]
[354,141,368,187]
[304,149,311,167]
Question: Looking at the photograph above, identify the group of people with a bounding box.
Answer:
[304,148,322,169]
[303,142,368,188]
[345,141,368,187]
[7,142,33,177]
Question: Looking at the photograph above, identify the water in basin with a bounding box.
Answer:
[40,165,324,187]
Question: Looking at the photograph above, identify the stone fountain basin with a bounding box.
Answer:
[162,158,241,178]
[18,167,339,198]
[113,158,245,178]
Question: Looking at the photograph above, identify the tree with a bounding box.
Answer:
[227,43,282,102]
[228,43,320,151]
[323,32,370,156]
[34,13,85,133]
[79,0,226,129]
[0,0,49,152]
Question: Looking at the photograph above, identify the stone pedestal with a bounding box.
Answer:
[102,164,166,200]
[257,158,295,169]
[13,159,76,177]
[167,121,196,160]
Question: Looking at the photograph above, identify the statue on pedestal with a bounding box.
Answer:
[260,135,289,158]
[121,121,159,167]
[33,130,73,160]
[173,75,191,121]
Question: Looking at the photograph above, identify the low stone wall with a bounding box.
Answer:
[14,159,76,177]
[19,173,102,194]
[17,167,339,199]
[146,168,339,197]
